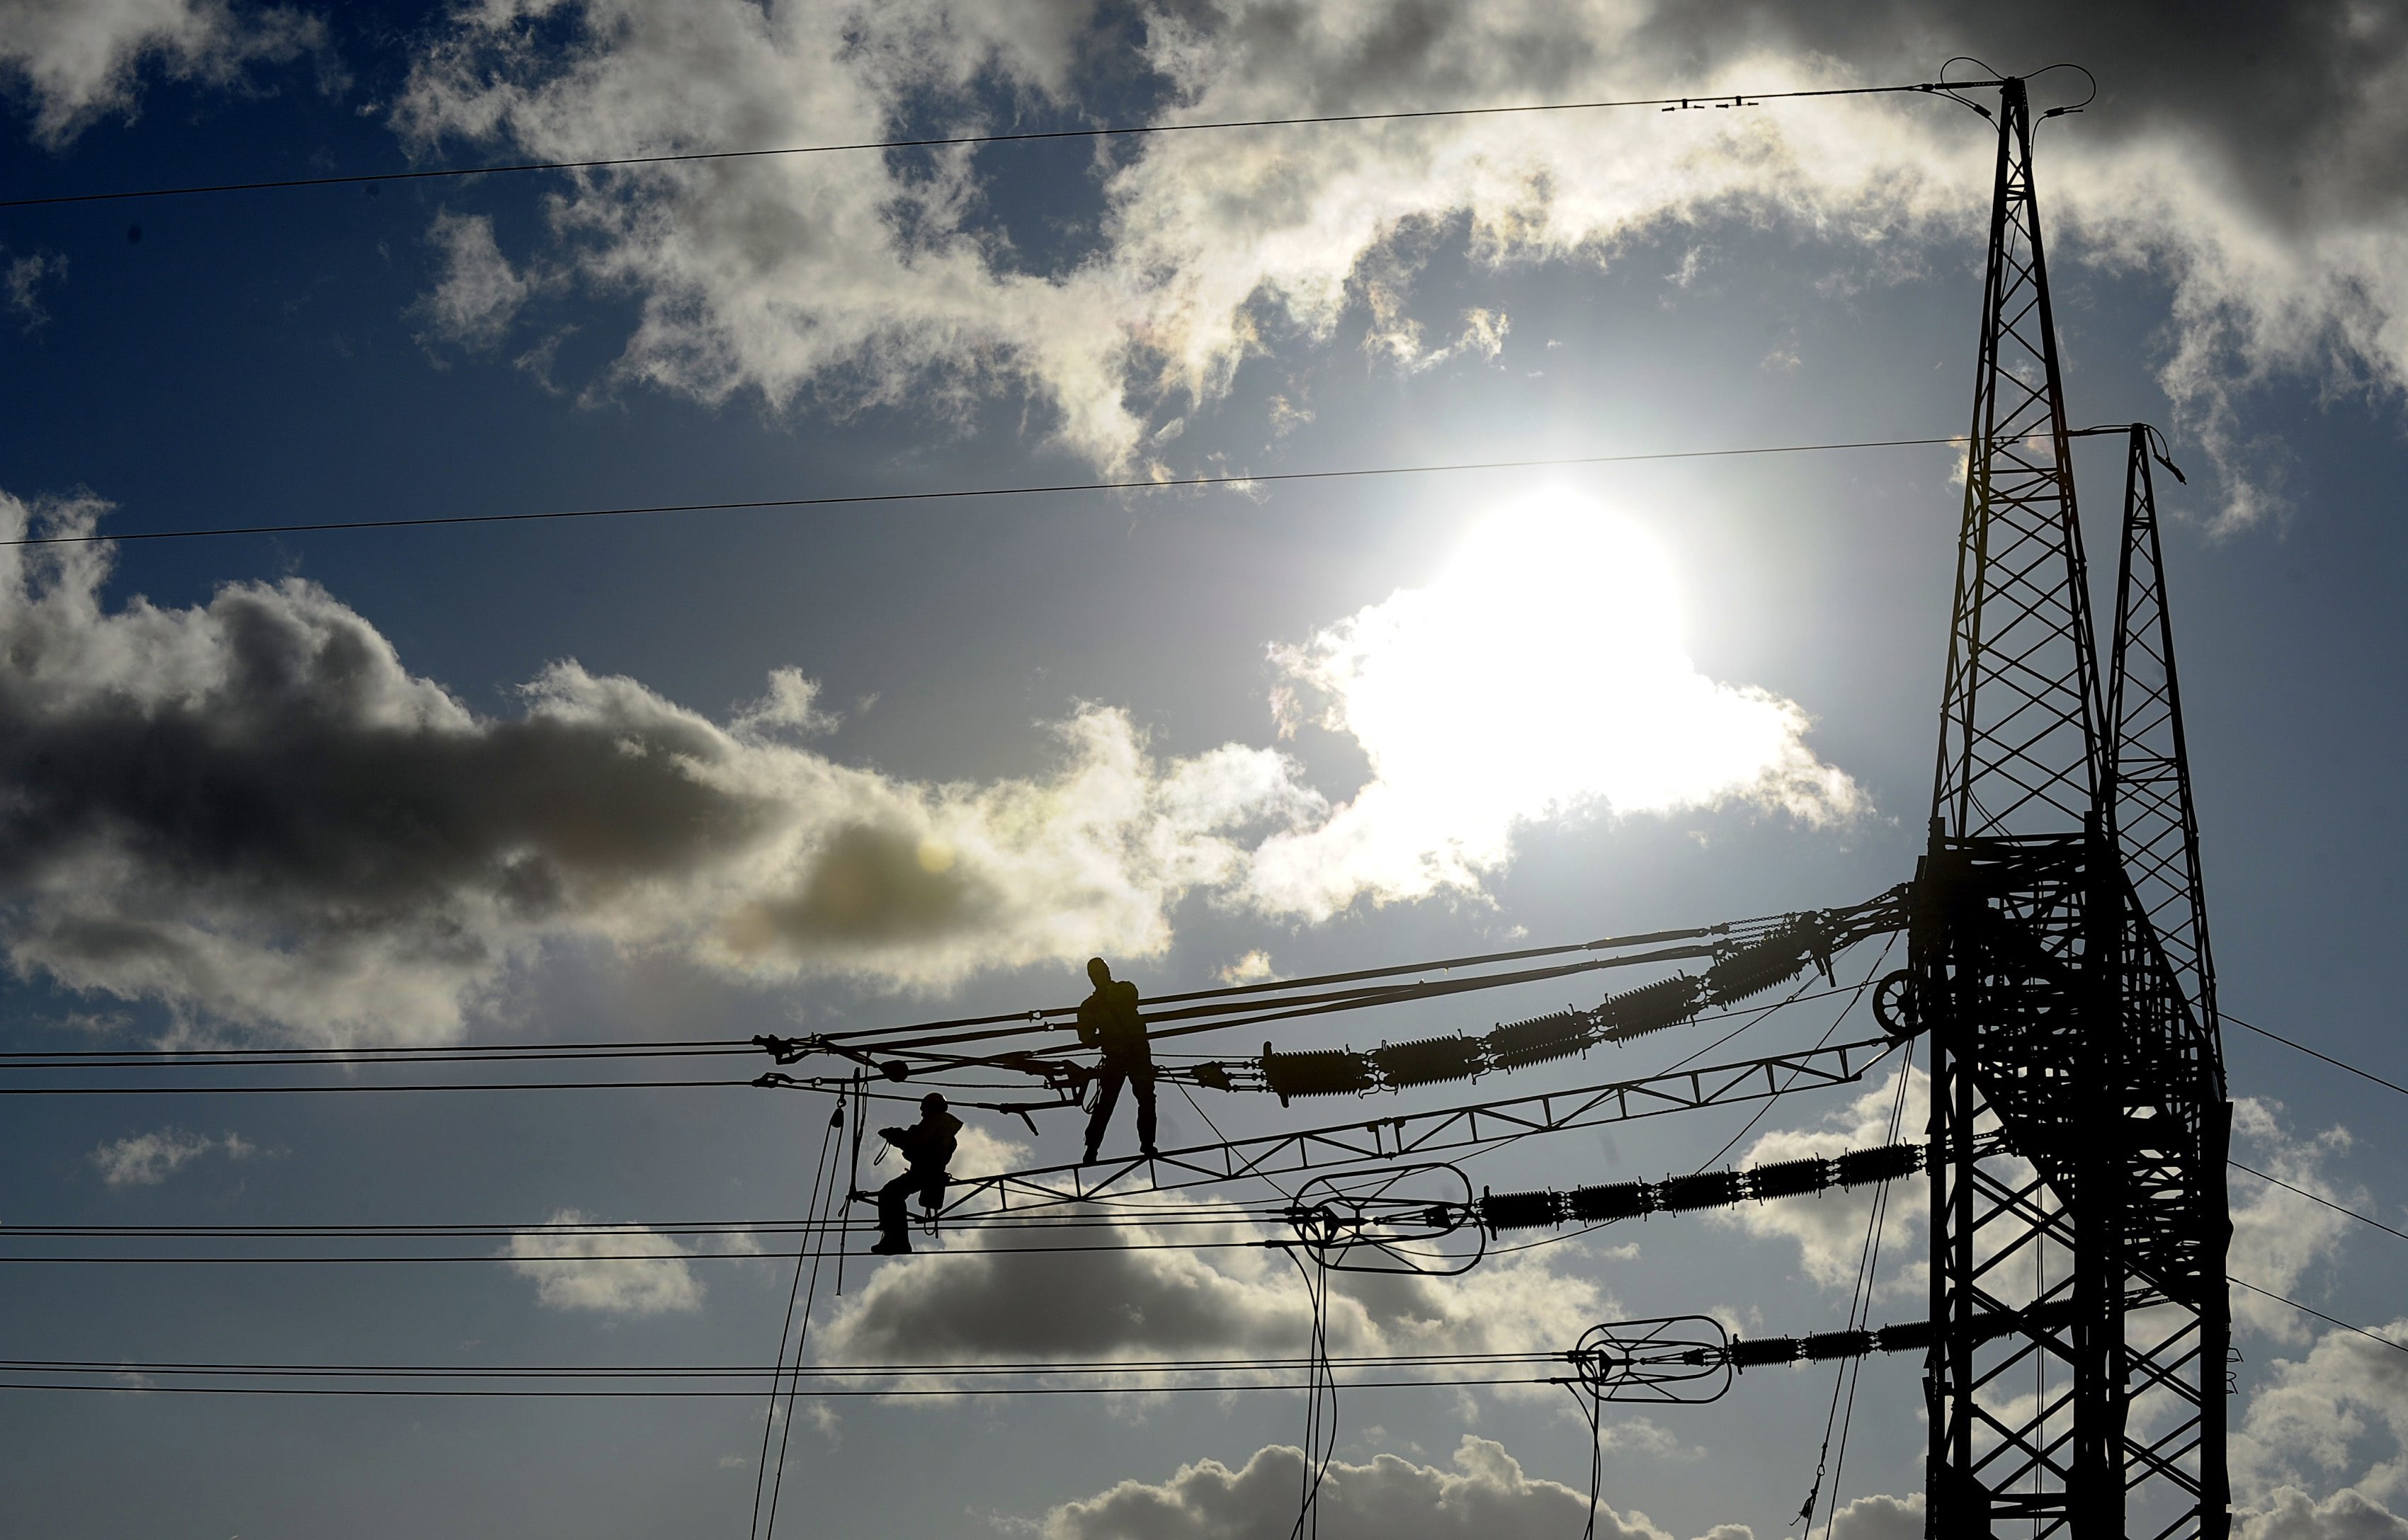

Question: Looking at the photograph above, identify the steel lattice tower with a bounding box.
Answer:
[1916,77,2230,1539]
[2104,423,2232,1539]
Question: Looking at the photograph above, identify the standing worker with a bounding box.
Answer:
[870,1092,962,1255]
[1079,957,1159,1163]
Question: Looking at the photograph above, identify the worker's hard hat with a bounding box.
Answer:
[921,1093,948,1114]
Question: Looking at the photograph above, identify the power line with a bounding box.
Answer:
[0,1349,1557,1379]
[0,1238,1297,1264]
[2225,1013,2408,1100]
[2227,1278,2408,1357]
[0,81,1989,212]
[0,1037,761,1068]
[0,1041,754,1062]
[0,435,1963,550]
[0,921,1873,1095]
[820,921,1731,1045]
[0,1374,1562,1399]
[0,960,1686,1073]
[1477,945,1902,1260]
[0,1209,1278,1238]
[0,1036,751,1060]
[0,980,1850,1092]
[0,923,1725,1064]
[0,1076,739,1097]
[2228,1161,2408,1244]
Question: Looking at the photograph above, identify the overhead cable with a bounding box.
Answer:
[0,1348,1555,1378]
[1,81,1995,211]
[0,1075,739,1097]
[0,1229,1312,1265]
[2225,1013,2408,1100]
[0,1040,756,1065]
[0,906,1864,1094]
[0,1209,1281,1239]
[0,1039,808,1066]
[0,1373,1560,1399]
[2226,1163,2408,1245]
[0,436,1963,549]
[2226,1279,2408,1357]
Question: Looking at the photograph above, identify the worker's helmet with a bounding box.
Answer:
[921,1093,948,1114]
[1087,956,1111,983]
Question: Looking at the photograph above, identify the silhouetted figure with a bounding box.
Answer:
[1078,957,1157,1162]
[871,1093,962,1255]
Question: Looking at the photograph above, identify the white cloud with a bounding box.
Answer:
[2234,1318,2408,1513]
[411,210,535,352]
[3,249,63,326]
[1038,1435,1705,1540]
[393,0,1138,452]
[387,3,2408,523]
[0,0,324,147]
[1247,492,1862,918]
[1596,1417,1700,1459]
[0,487,1852,1043]
[502,1207,712,1316]
[1710,1066,1925,1296]
[943,1123,1032,1181]
[2239,1486,2408,1540]
[89,1126,254,1185]
[1217,949,1274,984]
[2230,1098,2360,1344]
[732,667,840,741]
[1826,1493,1921,1540]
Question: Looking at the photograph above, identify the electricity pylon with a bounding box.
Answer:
[1916,76,2230,1539]
[2104,422,2232,1539]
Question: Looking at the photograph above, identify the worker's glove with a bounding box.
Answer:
[880,1126,906,1143]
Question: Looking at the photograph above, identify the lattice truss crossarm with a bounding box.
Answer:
[921,1036,1903,1220]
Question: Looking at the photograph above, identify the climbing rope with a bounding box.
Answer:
[1795,1047,1914,1534]
[751,1102,841,1540]
[756,1100,854,1540]
[1286,1243,1340,1540]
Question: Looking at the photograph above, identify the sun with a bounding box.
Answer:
[1442,487,1689,660]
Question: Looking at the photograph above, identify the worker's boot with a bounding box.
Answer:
[1080,1143,1099,1165]
[869,1229,912,1255]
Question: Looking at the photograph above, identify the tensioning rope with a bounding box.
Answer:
[749,1100,841,1540]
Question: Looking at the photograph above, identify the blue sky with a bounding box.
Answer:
[2,5,2405,1538]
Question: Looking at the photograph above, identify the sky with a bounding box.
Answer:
[1,3,2405,1537]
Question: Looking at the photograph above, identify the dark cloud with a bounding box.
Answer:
[0,586,778,918]
[1630,1,2408,223]
[1167,1,2408,228]
[727,823,1000,949]
[817,1197,1602,1367]
[0,494,1310,1039]
[822,1211,1308,1362]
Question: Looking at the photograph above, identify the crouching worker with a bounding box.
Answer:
[871,1093,962,1256]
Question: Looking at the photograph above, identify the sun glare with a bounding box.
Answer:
[1446,488,1688,654]
[1246,486,1858,917]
